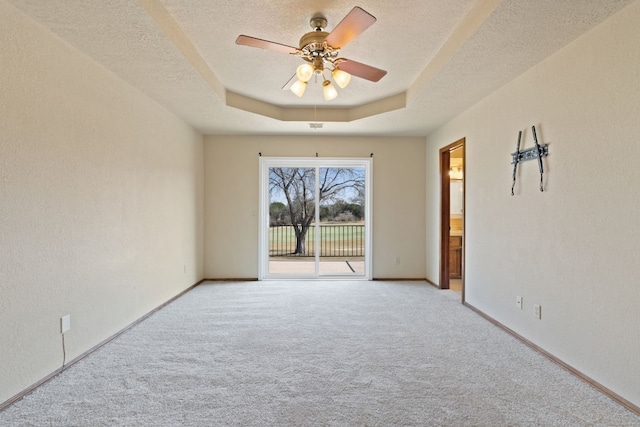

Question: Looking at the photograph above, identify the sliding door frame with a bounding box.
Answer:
[259,157,372,280]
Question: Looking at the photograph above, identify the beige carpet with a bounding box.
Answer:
[2,280,638,426]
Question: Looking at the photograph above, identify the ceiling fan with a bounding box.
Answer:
[236,6,387,101]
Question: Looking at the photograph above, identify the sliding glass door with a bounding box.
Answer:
[259,158,371,280]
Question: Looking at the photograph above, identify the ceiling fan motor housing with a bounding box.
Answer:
[299,31,329,50]
[298,15,336,62]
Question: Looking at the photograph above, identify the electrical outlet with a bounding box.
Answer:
[60,315,71,334]
[516,296,523,310]
[394,257,400,265]
[533,304,542,319]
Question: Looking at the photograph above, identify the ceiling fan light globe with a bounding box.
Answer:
[290,80,307,97]
[296,63,314,82]
[323,80,338,101]
[332,68,351,88]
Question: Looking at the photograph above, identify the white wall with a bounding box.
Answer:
[0,1,204,404]
[426,0,640,407]
[204,136,426,279]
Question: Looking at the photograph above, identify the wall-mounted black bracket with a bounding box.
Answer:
[511,144,549,165]
[511,126,549,195]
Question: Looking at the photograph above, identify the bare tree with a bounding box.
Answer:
[269,167,364,255]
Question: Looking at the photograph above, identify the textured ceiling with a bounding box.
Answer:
[8,0,635,136]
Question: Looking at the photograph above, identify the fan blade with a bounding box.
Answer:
[236,35,298,54]
[324,6,376,49]
[338,59,387,82]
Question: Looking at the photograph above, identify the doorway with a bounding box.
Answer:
[259,157,372,280]
[439,139,465,298]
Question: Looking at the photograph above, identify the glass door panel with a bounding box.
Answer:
[267,167,316,276]
[318,167,366,276]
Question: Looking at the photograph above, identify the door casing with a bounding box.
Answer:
[439,139,465,300]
